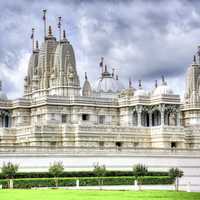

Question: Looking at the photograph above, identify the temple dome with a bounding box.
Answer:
[153,84,173,96]
[153,78,173,96]
[0,81,7,100]
[94,76,124,93]
[134,81,148,97]
[134,88,148,97]
[0,91,7,100]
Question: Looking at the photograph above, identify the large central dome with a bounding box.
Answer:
[93,64,124,96]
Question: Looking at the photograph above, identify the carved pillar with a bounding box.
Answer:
[176,109,181,126]
[137,106,142,127]
[160,104,165,126]
[128,108,132,126]
[149,111,152,127]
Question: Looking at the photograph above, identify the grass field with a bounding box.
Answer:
[0,190,200,200]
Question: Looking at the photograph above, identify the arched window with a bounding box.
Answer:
[5,115,9,128]
[164,111,177,126]
[133,111,138,126]
[141,111,149,127]
[152,110,161,126]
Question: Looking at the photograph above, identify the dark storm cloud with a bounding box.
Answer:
[0,0,200,98]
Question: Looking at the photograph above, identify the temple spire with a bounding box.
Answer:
[104,65,108,73]
[85,72,88,80]
[99,57,104,76]
[129,77,132,88]
[193,55,196,64]
[63,30,66,40]
[112,68,115,77]
[162,75,165,85]
[58,16,62,42]
[36,40,39,49]
[43,9,47,40]
[139,80,142,88]
[155,80,158,88]
[30,28,35,52]
[198,46,200,64]
[48,25,52,36]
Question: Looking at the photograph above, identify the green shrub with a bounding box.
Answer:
[0,176,174,189]
[0,171,169,179]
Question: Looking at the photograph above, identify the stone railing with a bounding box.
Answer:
[0,145,199,155]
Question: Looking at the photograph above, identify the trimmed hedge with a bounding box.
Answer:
[0,171,168,179]
[0,176,174,189]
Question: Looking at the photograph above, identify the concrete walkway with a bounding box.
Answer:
[32,184,196,192]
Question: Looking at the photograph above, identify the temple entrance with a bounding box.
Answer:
[152,110,161,126]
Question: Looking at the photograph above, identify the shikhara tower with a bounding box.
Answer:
[0,10,199,150]
[24,25,80,98]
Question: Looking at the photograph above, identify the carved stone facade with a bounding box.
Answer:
[0,22,200,151]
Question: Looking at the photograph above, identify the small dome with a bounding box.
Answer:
[134,88,148,97]
[0,91,7,100]
[0,81,7,100]
[153,84,173,96]
[153,78,173,96]
[134,80,148,97]
[82,73,92,96]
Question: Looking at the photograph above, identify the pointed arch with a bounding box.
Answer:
[152,110,161,126]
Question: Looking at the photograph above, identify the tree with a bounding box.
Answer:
[93,163,106,187]
[169,167,184,191]
[48,161,64,187]
[1,162,19,189]
[133,164,148,186]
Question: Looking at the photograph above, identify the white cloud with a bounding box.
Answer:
[0,0,200,99]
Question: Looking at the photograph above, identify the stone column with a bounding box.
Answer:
[176,110,181,126]
[128,108,132,126]
[149,111,152,127]
[137,106,142,127]
[160,104,165,126]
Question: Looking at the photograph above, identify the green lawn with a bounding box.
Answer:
[0,190,200,200]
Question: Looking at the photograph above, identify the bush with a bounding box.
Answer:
[1,162,19,179]
[0,176,174,189]
[0,171,169,179]
[133,164,148,179]
[49,161,64,187]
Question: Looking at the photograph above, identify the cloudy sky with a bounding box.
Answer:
[0,0,200,99]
